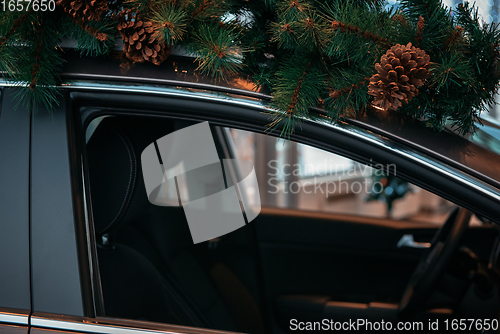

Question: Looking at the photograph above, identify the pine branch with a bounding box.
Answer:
[270,21,298,48]
[0,0,497,137]
[400,0,453,50]
[442,26,463,50]
[427,53,471,91]
[65,15,116,56]
[324,71,371,120]
[455,3,477,32]
[330,20,391,48]
[191,0,211,18]
[400,0,449,22]
[391,13,409,29]
[150,4,187,45]
[70,15,108,41]
[124,0,151,13]
[10,12,64,112]
[187,0,225,22]
[29,18,44,91]
[270,0,312,49]
[0,12,29,51]
[286,63,310,116]
[269,59,326,136]
[328,82,366,100]
[327,84,363,118]
[415,15,424,45]
[190,24,243,80]
[297,13,330,51]
[277,0,310,21]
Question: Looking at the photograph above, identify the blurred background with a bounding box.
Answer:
[228,124,484,226]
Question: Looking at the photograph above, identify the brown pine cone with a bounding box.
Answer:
[56,0,108,22]
[117,9,171,65]
[368,42,430,111]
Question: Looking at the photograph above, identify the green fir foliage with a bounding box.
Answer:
[270,58,326,135]
[150,4,188,45]
[0,7,114,112]
[64,17,116,56]
[0,0,499,136]
[189,24,243,79]
[394,0,500,134]
[1,12,64,112]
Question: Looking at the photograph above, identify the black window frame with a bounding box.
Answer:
[62,85,500,333]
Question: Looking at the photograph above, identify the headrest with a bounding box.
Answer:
[87,117,213,249]
[87,121,138,235]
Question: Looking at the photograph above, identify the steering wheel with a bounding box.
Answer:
[398,207,471,319]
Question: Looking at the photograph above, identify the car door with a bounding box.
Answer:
[0,89,31,333]
[27,90,257,334]
[26,83,500,334]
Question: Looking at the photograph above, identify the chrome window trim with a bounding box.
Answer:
[0,80,266,112]
[59,73,272,100]
[60,81,267,111]
[0,312,29,326]
[30,317,239,334]
[31,317,180,334]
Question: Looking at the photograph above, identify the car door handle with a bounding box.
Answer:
[397,234,431,249]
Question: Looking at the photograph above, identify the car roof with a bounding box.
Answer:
[8,50,500,191]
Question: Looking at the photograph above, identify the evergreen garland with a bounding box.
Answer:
[1,0,499,136]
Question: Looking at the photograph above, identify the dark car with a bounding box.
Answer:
[1,52,500,334]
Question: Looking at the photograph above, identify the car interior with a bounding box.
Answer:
[85,115,500,333]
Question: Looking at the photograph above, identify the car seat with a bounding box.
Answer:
[86,117,265,333]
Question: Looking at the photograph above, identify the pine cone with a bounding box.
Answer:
[56,0,108,22]
[368,42,430,111]
[117,10,171,65]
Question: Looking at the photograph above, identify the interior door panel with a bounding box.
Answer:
[251,207,499,332]
[250,208,470,332]
[255,207,436,304]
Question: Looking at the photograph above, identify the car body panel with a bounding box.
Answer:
[30,96,83,316]
[0,89,31,311]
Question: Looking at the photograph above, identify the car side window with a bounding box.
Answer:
[86,116,268,333]
[84,115,482,333]
[228,128,469,225]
